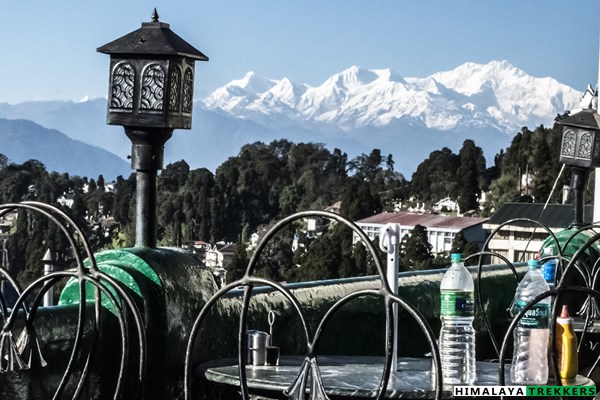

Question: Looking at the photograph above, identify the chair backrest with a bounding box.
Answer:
[473,217,562,361]
[184,210,443,400]
[495,225,600,386]
[0,201,146,400]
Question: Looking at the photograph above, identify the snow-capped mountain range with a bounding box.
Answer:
[0,60,585,178]
[204,60,581,136]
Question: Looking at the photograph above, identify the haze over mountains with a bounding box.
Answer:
[0,60,583,180]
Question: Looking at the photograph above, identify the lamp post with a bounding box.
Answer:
[558,107,600,224]
[97,9,208,247]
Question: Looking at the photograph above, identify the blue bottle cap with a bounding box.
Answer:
[527,259,541,269]
[450,253,463,263]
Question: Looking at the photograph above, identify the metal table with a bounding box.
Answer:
[197,355,594,399]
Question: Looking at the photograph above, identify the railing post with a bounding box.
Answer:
[42,248,55,307]
[380,223,401,371]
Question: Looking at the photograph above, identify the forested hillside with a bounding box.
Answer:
[0,116,582,285]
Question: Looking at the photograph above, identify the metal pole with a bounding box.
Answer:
[594,168,600,222]
[135,170,157,248]
[42,248,55,307]
[593,41,600,223]
[570,166,588,225]
[125,128,172,248]
[0,239,7,301]
[379,223,401,371]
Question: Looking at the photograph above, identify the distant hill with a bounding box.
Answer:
[0,118,130,179]
[0,60,584,176]
[0,99,282,175]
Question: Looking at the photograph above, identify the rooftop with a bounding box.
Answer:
[356,211,488,230]
[486,202,593,228]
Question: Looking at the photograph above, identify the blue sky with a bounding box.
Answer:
[1,0,600,104]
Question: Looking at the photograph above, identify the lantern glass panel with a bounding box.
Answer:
[140,63,166,112]
[560,127,600,168]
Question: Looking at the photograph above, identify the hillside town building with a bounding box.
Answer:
[432,197,459,214]
[353,211,488,255]
[483,202,594,262]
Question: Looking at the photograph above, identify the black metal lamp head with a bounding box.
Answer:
[558,108,600,168]
[97,9,208,130]
[96,10,208,248]
[558,106,600,225]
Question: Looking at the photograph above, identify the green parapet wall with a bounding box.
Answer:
[0,303,119,400]
[59,265,143,314]
[56,247,219,400]
[541,227,600,269]
[41,250,522,400]
[59,249,162,311]
[540,227,600,313]
[198,264,523,364]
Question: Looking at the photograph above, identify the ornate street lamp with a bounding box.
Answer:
[98,9,208,247]
[558,107,600,224]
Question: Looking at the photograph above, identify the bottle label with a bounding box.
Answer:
[440,290,474,317]
[514,300,550,328]
[541,260,557,283]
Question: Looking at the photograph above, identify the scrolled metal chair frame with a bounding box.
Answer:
[498,286,600,387]
[489,223,600,394]
[470,217,562,359]
[0,201,147,400]
[185,210,443,400]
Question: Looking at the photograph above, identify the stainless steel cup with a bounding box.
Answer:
[247,331,270,366]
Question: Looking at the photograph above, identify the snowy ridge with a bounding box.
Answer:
[0,60,586,177]
[202,60,582,135]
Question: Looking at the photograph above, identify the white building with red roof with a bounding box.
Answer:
[353,212,488,255]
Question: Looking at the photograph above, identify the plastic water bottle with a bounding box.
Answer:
[510,259,550,385]
[439,253,476,385]
[540,247,557,289]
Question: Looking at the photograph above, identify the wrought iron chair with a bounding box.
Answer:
[0,201,146,400]
[184,210,442,400]
[491,223,600,388]
[471,217,563,361]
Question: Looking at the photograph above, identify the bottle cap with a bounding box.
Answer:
[450,253,463,263]
[527,259,541,269]
[557,304,573,325]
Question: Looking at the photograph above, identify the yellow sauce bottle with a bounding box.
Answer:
[556,305,578,383]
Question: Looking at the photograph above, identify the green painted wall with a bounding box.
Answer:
[200,264,521,362]
[0,248,523,399]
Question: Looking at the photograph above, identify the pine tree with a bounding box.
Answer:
[228,243,250,283]
[402,225,433,270]
[295,233,341,281]
[454,140,485,214]
[450,231,480,264]
[411,147,459,204]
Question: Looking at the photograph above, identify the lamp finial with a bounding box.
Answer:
[151,8,159,22]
